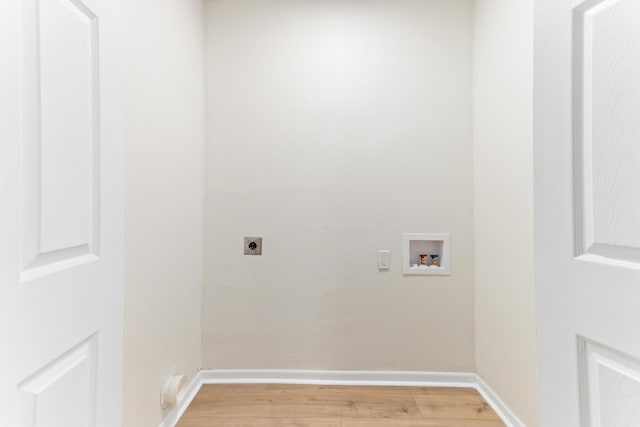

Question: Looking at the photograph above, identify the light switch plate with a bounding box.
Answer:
[244,237,262,255]
[378,250,391,270]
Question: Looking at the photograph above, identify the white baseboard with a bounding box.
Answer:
[159,369,525,427]
[158,371,204,427]
[475,374,526,427]
[200,369,477,388]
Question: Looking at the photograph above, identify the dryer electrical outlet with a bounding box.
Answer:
[244,237,262,255]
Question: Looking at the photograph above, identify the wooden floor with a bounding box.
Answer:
[177,384,506,427]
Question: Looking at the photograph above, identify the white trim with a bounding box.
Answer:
[158,370,525,427]
[158,371,204,427]
[475,374,526,427]
[200,369,476,388]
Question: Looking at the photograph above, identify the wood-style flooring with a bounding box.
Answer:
[176,384,506,427]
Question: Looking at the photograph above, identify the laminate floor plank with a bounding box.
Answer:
[177,384,506,427]
[414,394,501,421]
[262,384,421,419]
[340,419,506,427]
[176,417,341,427]
[265,384,479,396]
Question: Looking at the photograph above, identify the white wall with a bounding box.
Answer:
[122,1,205,426]
[203,0,475,372]
[472,0,538,425]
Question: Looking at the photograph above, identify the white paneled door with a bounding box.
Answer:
[0,0,124,426]
[535,0,640,426]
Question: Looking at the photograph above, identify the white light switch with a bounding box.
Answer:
[378,250,390,270]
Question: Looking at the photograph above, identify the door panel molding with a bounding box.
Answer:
[17,334,97,427]
[573,0,640,267]
[19,0,100,282]
[579,336,640,427]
